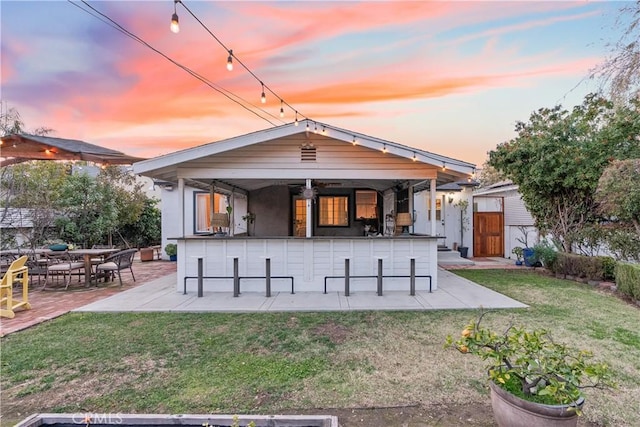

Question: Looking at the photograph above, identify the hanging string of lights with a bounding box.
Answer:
[170,0,307,125]
[68,0,284,126]
[67,1,475,176]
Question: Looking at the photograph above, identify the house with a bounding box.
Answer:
[133,122,476,294]
[472,180,538,258]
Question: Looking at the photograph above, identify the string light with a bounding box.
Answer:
[314,123,318,134]
[413,152,417,161]
[442,162,446,171]
[321,125,326,134]
[170,0,179,33]
[226,49,233,71]
[294,111,299,126]
[280,100,285,118]
[260,82,266,104]
[382,143,387,153]
[306,121,310,132]
[352,135,357,146]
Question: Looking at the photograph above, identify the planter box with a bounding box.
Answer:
[139,247,155,262]
[16,413,338,427]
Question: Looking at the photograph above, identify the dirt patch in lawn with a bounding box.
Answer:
[312,321,351,345]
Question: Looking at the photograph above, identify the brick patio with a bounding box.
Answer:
[0,257,177,337]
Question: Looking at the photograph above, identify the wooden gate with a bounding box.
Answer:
[473,212,504,257]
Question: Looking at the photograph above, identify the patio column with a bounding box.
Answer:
[408,184,414,234]
[305,178,312,237]
[178,178,185,237]
[430,179,437,236]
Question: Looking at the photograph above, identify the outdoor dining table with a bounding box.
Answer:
[68,248,120,286]
[1,248,121,287]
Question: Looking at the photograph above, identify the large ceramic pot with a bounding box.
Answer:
[489,381,583,427]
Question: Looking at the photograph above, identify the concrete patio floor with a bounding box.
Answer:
[75,268,527,313]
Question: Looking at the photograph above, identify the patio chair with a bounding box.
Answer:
[95,248,137,287]
[1,255,32,318]
[90,244,116,266]
[43,250,85,290]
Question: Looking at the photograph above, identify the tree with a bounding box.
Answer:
[593,159,640,261]
[596,159,640,236]
[0,161,68,249]
[55,165,149,248]
[477,160,506,188]
[590,1,640,102]
[489,94,640,252]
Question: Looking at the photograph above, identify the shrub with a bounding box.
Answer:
[532,241,557,269]
[551,252,613,281]
[615,262,640,301]
[602,256,617,281]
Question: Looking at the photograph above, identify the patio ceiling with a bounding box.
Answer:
[0,134,145,167]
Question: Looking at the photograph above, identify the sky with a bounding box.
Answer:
[0,0,631,167]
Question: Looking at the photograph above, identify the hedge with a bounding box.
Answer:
[615,262,640,301]
[551,252,616,281]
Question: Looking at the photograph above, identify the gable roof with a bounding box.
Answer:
[0,133,145,167]
[134,121,475,178]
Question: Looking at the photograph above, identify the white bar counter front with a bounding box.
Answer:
[177,235,439,294]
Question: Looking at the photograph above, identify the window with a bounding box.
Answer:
[356,190,378,219]
[318,196,349,226]
[194,192,224,233]
[428,197,442,221]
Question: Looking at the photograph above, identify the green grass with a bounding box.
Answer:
[1,270,639,426]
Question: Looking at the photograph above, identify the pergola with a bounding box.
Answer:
[0,134,145,167]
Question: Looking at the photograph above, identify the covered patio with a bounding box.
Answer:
[133,122,477,296]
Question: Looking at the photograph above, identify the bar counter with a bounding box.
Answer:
[176,235,439,294]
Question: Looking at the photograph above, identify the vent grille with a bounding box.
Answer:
[301,146,317,162]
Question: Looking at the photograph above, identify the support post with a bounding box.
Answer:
[233,257,239,297]
[344,258,350,297]
[409,257,416,296]
[197,257,203,298]
[377,258,383,296]
[265,258,271,298]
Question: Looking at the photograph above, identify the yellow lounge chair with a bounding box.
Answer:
[0,255,32,318]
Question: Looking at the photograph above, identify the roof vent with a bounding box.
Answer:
[301,146,317,162]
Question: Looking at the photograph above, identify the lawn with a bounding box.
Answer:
[1,270,639,426]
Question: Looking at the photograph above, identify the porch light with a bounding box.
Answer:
[227,50,233,71]
[170,1,180,33]
[260,82,266,104]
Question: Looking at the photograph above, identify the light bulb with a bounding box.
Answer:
[352,136,357,145]
[382,144,387,153]
[170,13,179,33]
[227,50,233,71]
[294,112,299,126]
[280,100,284,118]
[413,152,417,161]
[260,82,266,104]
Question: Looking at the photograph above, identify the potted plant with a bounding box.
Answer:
[445,312,613,427]
[511,246,524,266]
[453,199,470,258]
[164,243,177,261]
[242,212,256,236]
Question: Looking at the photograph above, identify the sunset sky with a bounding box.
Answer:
[1,1,630,166]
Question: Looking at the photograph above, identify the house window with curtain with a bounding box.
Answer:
[194,192,223,233]
[318,196,349,226]
[356,190,377,219]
